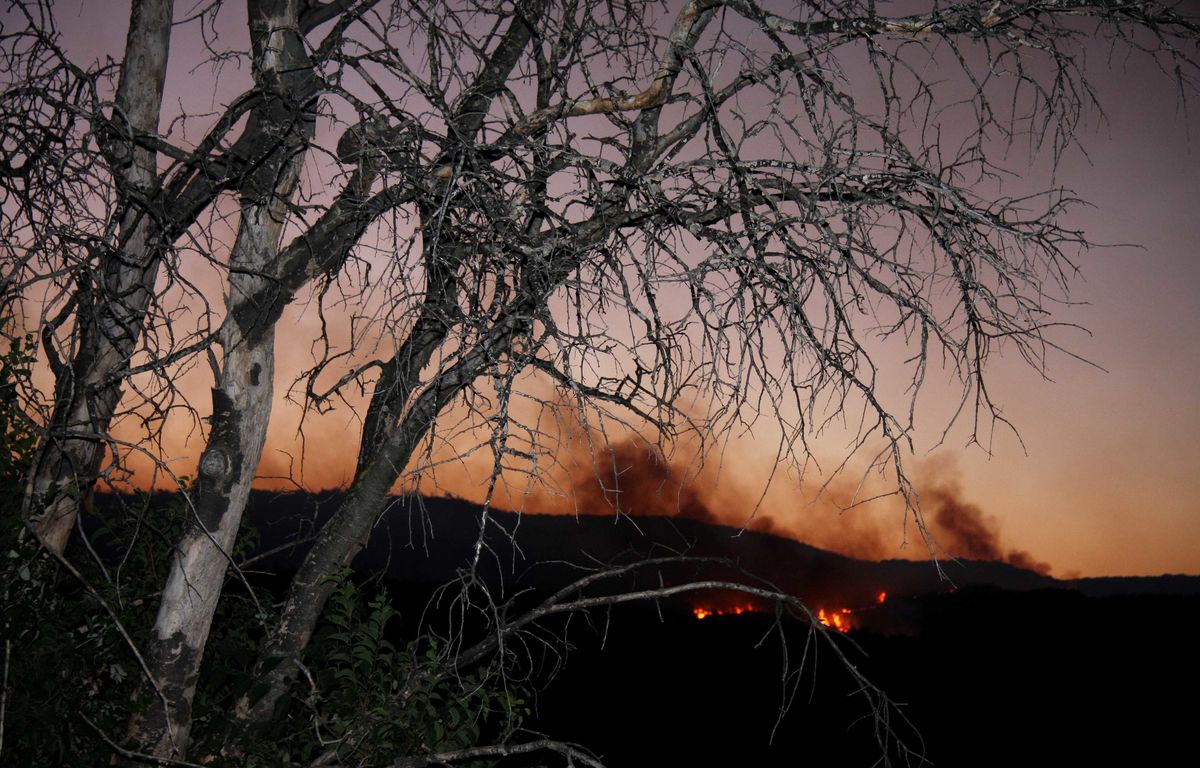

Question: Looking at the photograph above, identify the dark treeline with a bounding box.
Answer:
[82,491,1200,767]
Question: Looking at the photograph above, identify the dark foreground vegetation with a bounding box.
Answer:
[4,488,1195,766]
[7,1,1200,763]
[531,586,1200,766]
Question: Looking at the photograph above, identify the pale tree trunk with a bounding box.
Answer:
[129,0,315,758]
[128,209,281,759]
[234,317,452,725]
[31,0,174,554]
[234,283,545,727]
[233,3,552,728]
[232,0,716,732]
[235,339,476,727]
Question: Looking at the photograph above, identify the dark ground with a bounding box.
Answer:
[519,587,1199,766]
[94,491,1200,766]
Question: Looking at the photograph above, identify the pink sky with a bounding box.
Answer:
[29,1,1200,577]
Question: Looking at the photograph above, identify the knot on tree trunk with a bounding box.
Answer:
[198,448,230,481]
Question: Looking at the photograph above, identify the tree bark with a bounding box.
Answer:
[129,0,316,757]
[234,329,481,727]
[30,0,174,554]
[232,3,554,728]
[129,240,278,757]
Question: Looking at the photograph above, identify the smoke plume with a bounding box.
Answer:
[503,421,1052,574]
[922,476,1052,575]
[106,352,1052,575]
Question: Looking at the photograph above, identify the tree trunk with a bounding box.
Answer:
[233,0,556,734]
[30,0,174,554]
[234,304,534,726]
[129,0,315,757]
[128,208,282,759]
[233,347,452,727]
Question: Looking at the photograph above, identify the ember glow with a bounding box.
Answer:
[692,592,890,632]
[817,608,853,633]
[692,603,758,620]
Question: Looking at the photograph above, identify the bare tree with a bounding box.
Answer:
[3,0,174,555]
[3,0,1197,764]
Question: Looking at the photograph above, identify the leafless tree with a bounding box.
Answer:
[3,0,1197,763]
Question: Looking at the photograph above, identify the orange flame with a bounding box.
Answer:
[817,607,853,633]
[693,594,886,631]
[692,603,757,620]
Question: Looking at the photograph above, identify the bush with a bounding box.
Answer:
[0,333,523,764]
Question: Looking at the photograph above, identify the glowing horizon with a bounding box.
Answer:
[16,1,1200,580]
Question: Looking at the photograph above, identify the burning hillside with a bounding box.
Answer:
[691,591,891,634]
[693,603,757,620]
[169,491,1061,609]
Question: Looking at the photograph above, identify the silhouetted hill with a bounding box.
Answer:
[95,490,1195,604]
[520,584,1200,766]
[1068,573,1200,596]
[88,491,1200,766]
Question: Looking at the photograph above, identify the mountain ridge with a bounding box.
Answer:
[94,490,1198,599]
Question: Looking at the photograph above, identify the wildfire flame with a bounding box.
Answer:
[692,603,757,620]
[692,591,888,632]
[817,607,853,633]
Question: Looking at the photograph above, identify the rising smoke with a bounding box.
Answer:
[482,418,1051,574]
[339,372,1057,574]
[111,358,1051,574]
[922,478,1053,575]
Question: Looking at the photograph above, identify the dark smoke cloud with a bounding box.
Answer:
[399,399,1053,574]
[558,437,719,524]
[536,431,893,558]
[775,475,897,561]
[924,479,1052,575]
[549,439,1051,575]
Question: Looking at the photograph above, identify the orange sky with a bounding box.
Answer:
[27,2,1200,578]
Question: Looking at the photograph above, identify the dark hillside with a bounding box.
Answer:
[88,492,1199,766]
